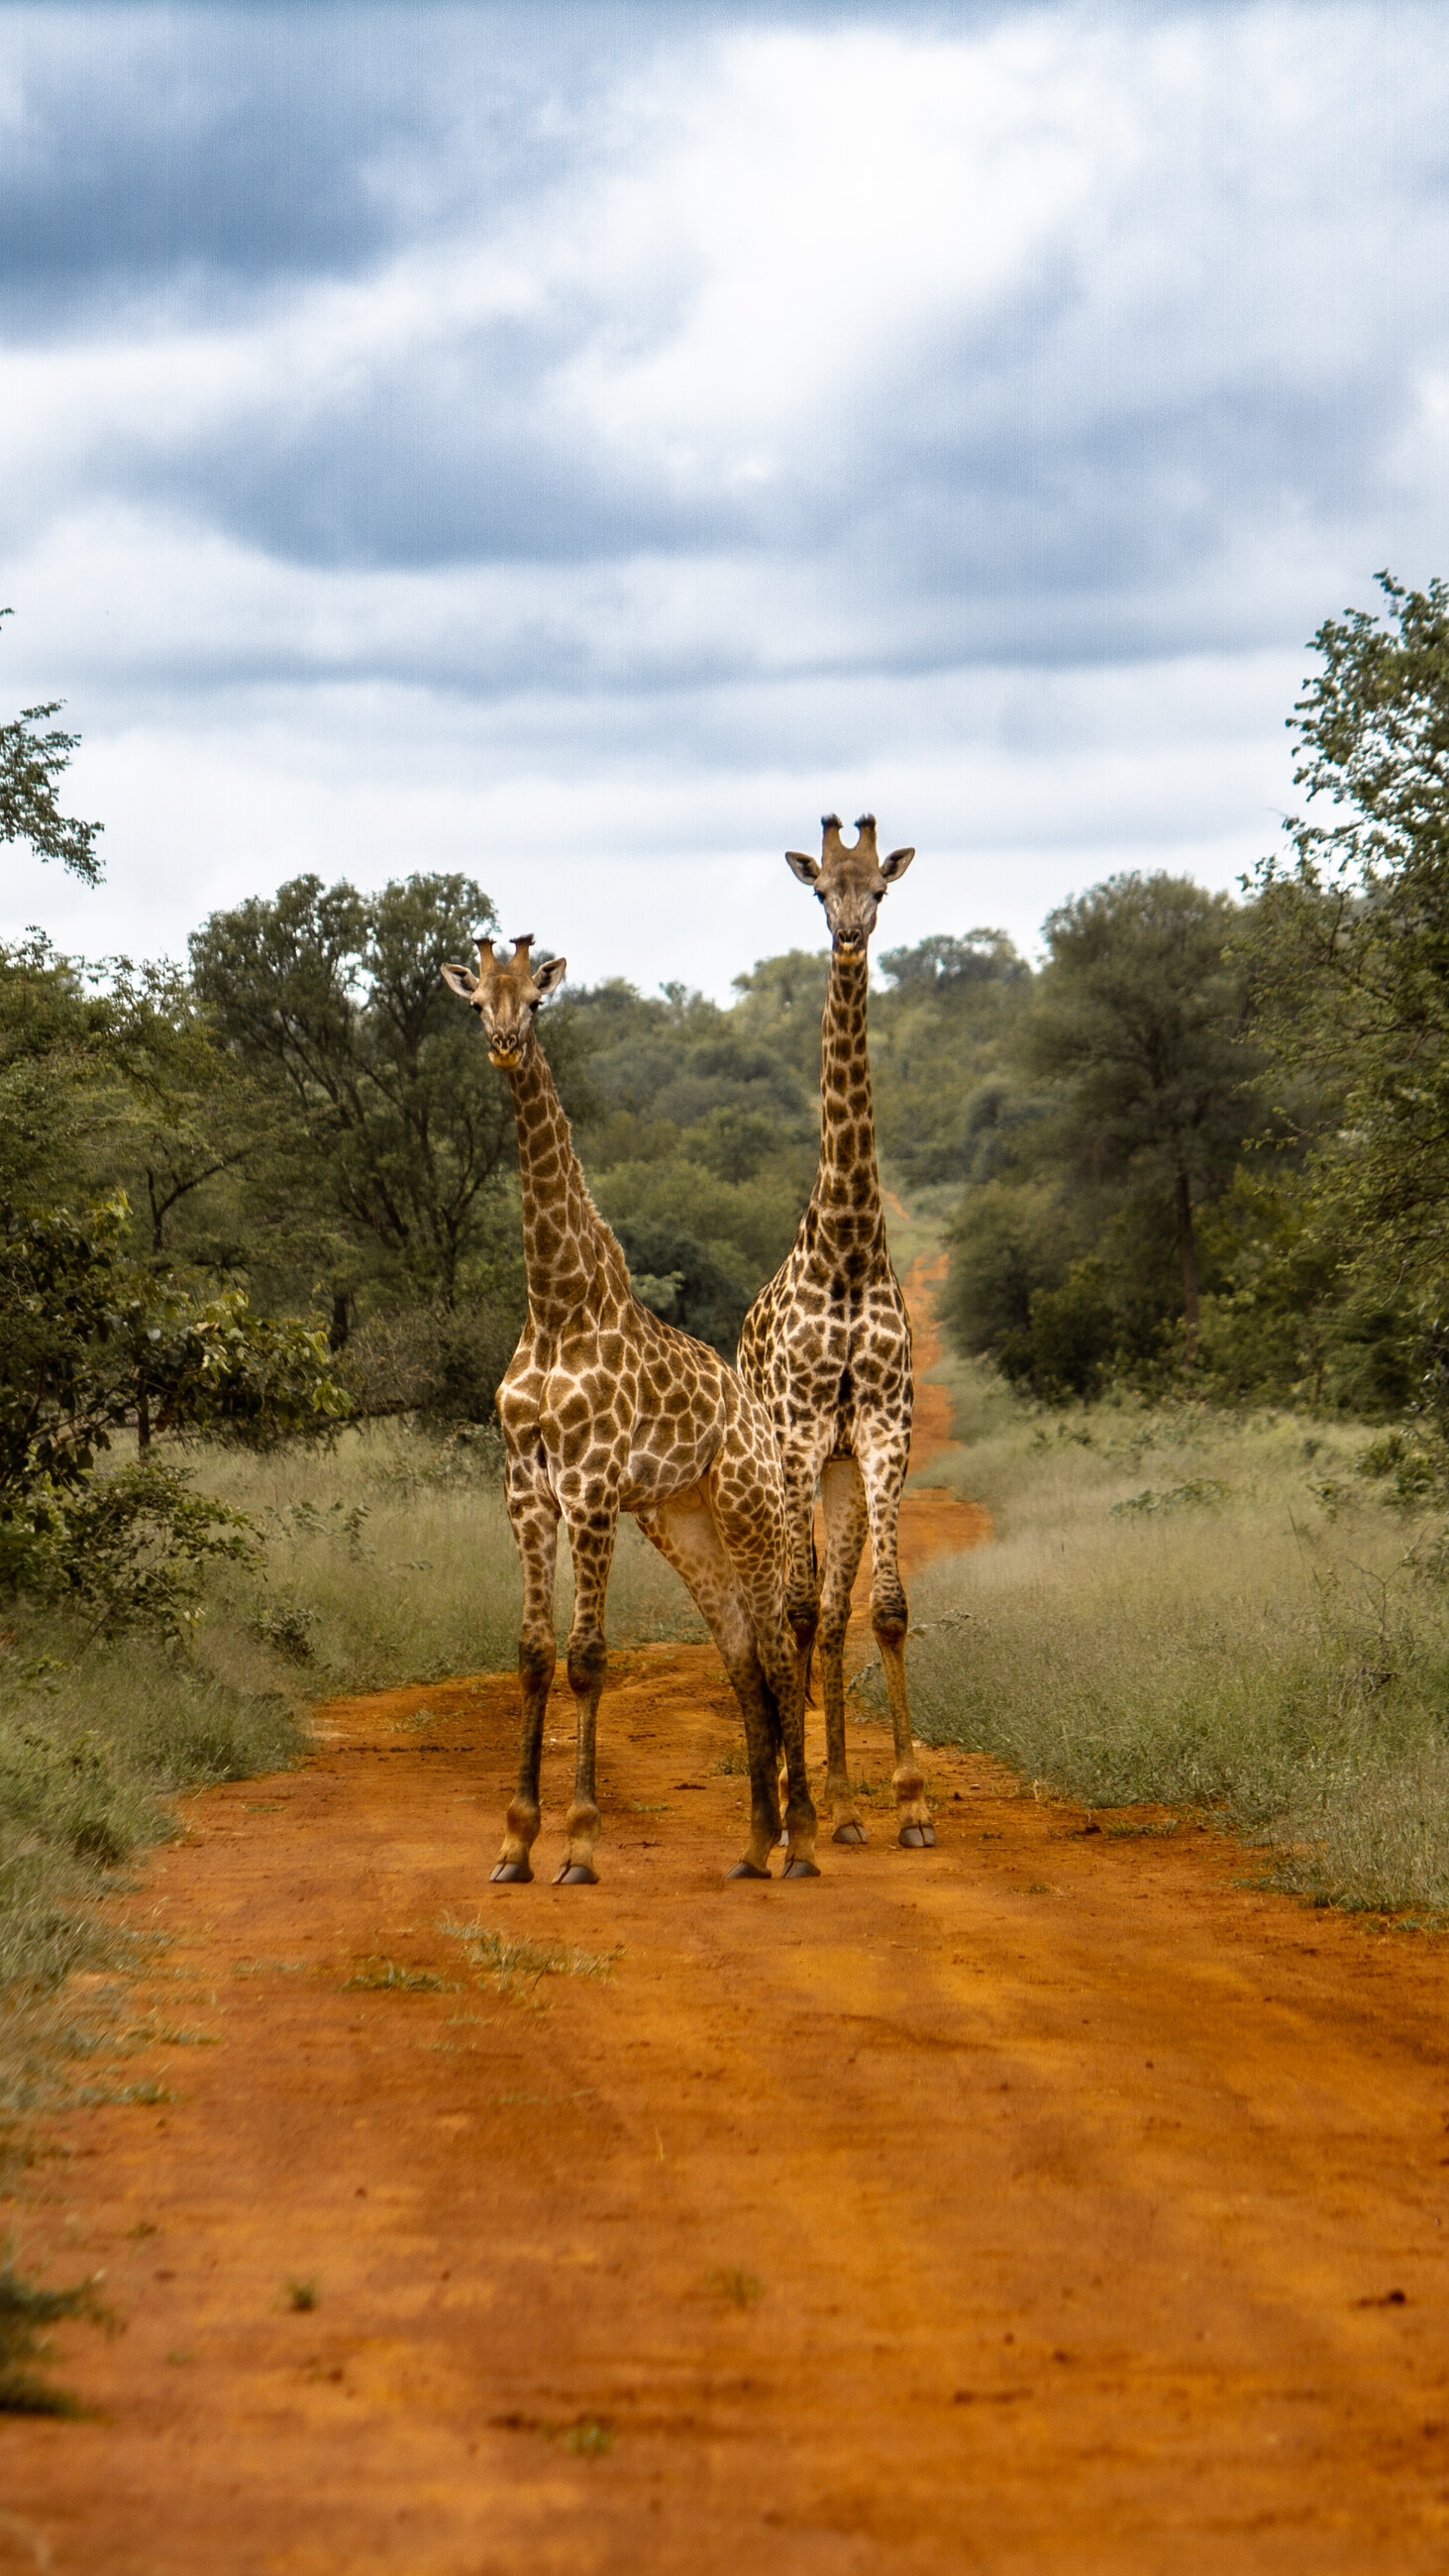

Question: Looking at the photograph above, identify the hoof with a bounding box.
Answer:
[781,1856,821,1879]
[898,1821,936,1850]
[553,1862,598,1885]
[833,1820,868,1846]
[490,1860,534,1883]
[726,1861,772,1879]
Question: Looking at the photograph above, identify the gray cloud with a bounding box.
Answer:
[3,2,1448,990]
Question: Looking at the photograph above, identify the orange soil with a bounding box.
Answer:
[5,1272,1449,2571]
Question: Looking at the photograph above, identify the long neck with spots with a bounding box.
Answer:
[506,1038,602,1329]
[809,945,884,1262]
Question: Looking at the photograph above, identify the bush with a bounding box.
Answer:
[3,1462,255,1641]
[338,1299,521,1425]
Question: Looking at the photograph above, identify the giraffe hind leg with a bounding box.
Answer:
[638,1491,782,1878]
[859,1437,934,1849]
[819,1454,869,1844]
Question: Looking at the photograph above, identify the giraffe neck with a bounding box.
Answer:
[506,1039,608,1330]
[809,945,884,1262]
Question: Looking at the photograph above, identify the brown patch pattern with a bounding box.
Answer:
[737,816,929,1848]
[442,935,813,1884]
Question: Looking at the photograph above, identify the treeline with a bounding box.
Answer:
[0,886,1019,1395]
[8,567,1449,1497]
[941,575,1449,1420]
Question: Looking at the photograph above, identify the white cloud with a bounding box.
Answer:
[1,3,1446,994]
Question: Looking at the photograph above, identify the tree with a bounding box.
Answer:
[0,613,104,884]
[1023,875,1260,1362]
[96,959,288,1262]
[872,931,1034,1186]
[0,1197,347,1504]
[190,873,527,1315]
[0,935,121,1209]
[1246,572,1449,1308]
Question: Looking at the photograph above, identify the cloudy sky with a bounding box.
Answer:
[1,0,1446,995]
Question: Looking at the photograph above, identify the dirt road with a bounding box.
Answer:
[4,1270,1449,2572]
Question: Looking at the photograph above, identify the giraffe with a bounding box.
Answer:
[737,814,932,1850]
[441,933,817,1885]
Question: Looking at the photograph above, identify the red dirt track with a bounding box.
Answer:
[5,1266,1449,2571]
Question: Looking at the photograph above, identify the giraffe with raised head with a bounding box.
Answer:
[738,814,932,1850]
[442,933,816,1886]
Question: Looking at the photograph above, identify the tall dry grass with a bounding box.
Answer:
[855,1355,1449,1915]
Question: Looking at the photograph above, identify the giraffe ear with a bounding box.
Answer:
[880,846,915,883]
[785,850,821,886]
[533,953,568,996]
[441,961,480,1000]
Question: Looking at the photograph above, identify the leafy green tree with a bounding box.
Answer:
[0,613,103,884]
[872,931,1034,1186]
[101,960,286,1262]
[1022,875,1260,1362]
[1246,571,1449,1309]
[0,1197,347,1496]
[551,972,816,1348]
[0,1196,345,1618]
[190,873,533,1315]
[0,936,121,1209]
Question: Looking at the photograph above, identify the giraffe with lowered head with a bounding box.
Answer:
[442,933,816,1885]
[738,815,932,1850]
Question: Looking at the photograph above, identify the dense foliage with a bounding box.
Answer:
[8,574,1449,1491]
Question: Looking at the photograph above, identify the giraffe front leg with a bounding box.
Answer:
[496,1482,559,1882]
[556,1499,618,1884]
[860,1440,933,1850]
[819,1455,870,1844]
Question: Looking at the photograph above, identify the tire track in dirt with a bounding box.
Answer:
[5,1266,1449,2571]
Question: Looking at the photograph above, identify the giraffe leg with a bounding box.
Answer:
[819,1455,869,1844]
[859,1435,933,1849]
[706,1463,817,1880]
[780,1449,823,1679]
[495,1479,559,1881]
[640,1490,784,1878]
[555,1502,618,1883]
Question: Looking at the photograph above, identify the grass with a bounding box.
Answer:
[445,1921,620,1995]
[852,1347,1449,1916]
[0,2253,113,2414]
[341,1958,448,1993]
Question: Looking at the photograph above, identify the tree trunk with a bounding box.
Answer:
[329,1291,352,1353]
[137,1386,151,1457]
[1175,1169,1199,1365]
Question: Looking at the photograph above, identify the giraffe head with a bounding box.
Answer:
[441,933,568,1068]
[784,813,914,955]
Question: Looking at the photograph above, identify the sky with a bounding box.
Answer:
[2,0,1448,997]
